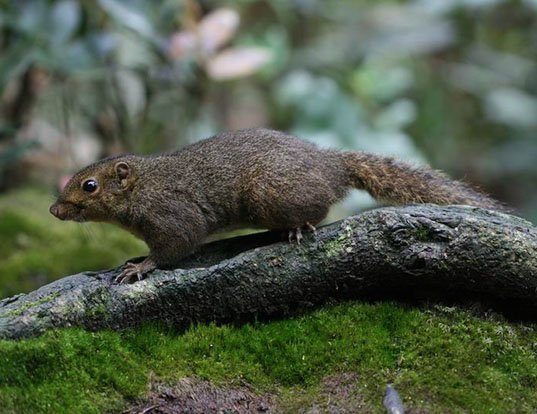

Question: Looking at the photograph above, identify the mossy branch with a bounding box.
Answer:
[1,205,536,339]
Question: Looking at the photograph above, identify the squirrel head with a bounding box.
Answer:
[50,155,138,223]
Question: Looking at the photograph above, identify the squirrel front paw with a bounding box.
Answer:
[115,258,156,284]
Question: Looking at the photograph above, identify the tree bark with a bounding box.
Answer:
[1,205,536,340]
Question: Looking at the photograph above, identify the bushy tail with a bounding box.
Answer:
[342,152,504,211]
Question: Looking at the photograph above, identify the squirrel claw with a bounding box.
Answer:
[115,263,140,284]
[305,222,317,235]
[288,227,303,244]
[115,260,155,284]
[288,222,317,244]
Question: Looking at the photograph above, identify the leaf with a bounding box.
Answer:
[0,41,36,89]
[16,1,47,35]
[48,0,81,45]
[485,88,537,128]
[88,32,118,57]
[206,47,272,81]
[168,31,197,59]
[374,99,417,130]
[116,31,155,68]
[0,140,38,166]
[98,0,154,38]
[198,8,240,55]
[54,40,97,72]
[115,69,146,119]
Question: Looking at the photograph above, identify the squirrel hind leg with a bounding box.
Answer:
[288,227,302,244]
[245,194,331,233]
[242,171,337,231]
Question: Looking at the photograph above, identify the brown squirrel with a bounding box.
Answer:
[50,128,502,283]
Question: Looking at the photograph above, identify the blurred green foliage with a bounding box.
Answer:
[0,0,535,215]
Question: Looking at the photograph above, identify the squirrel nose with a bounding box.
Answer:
[50,203,66,220]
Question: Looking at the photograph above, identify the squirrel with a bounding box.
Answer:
[50,128,503,283]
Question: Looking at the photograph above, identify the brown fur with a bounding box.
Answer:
[50,128,503,278]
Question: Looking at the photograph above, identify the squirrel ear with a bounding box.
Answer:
[114,161,130,182]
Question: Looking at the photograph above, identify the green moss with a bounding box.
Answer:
[84,303,108,322]
[321,222,355,258]
[0,293,59,318]
[0,302,535,413]
[412,226,431,242]
[83,287,112,321]
[321,238,346,258]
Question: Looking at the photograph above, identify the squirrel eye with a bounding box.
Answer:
[82,179,98,193]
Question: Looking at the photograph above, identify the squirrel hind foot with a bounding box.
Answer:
[287,222,318,244]
[288,227,303,244]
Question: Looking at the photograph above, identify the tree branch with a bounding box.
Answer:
[1,205,536,339]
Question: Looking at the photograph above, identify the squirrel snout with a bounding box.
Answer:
[49,203,67,220]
